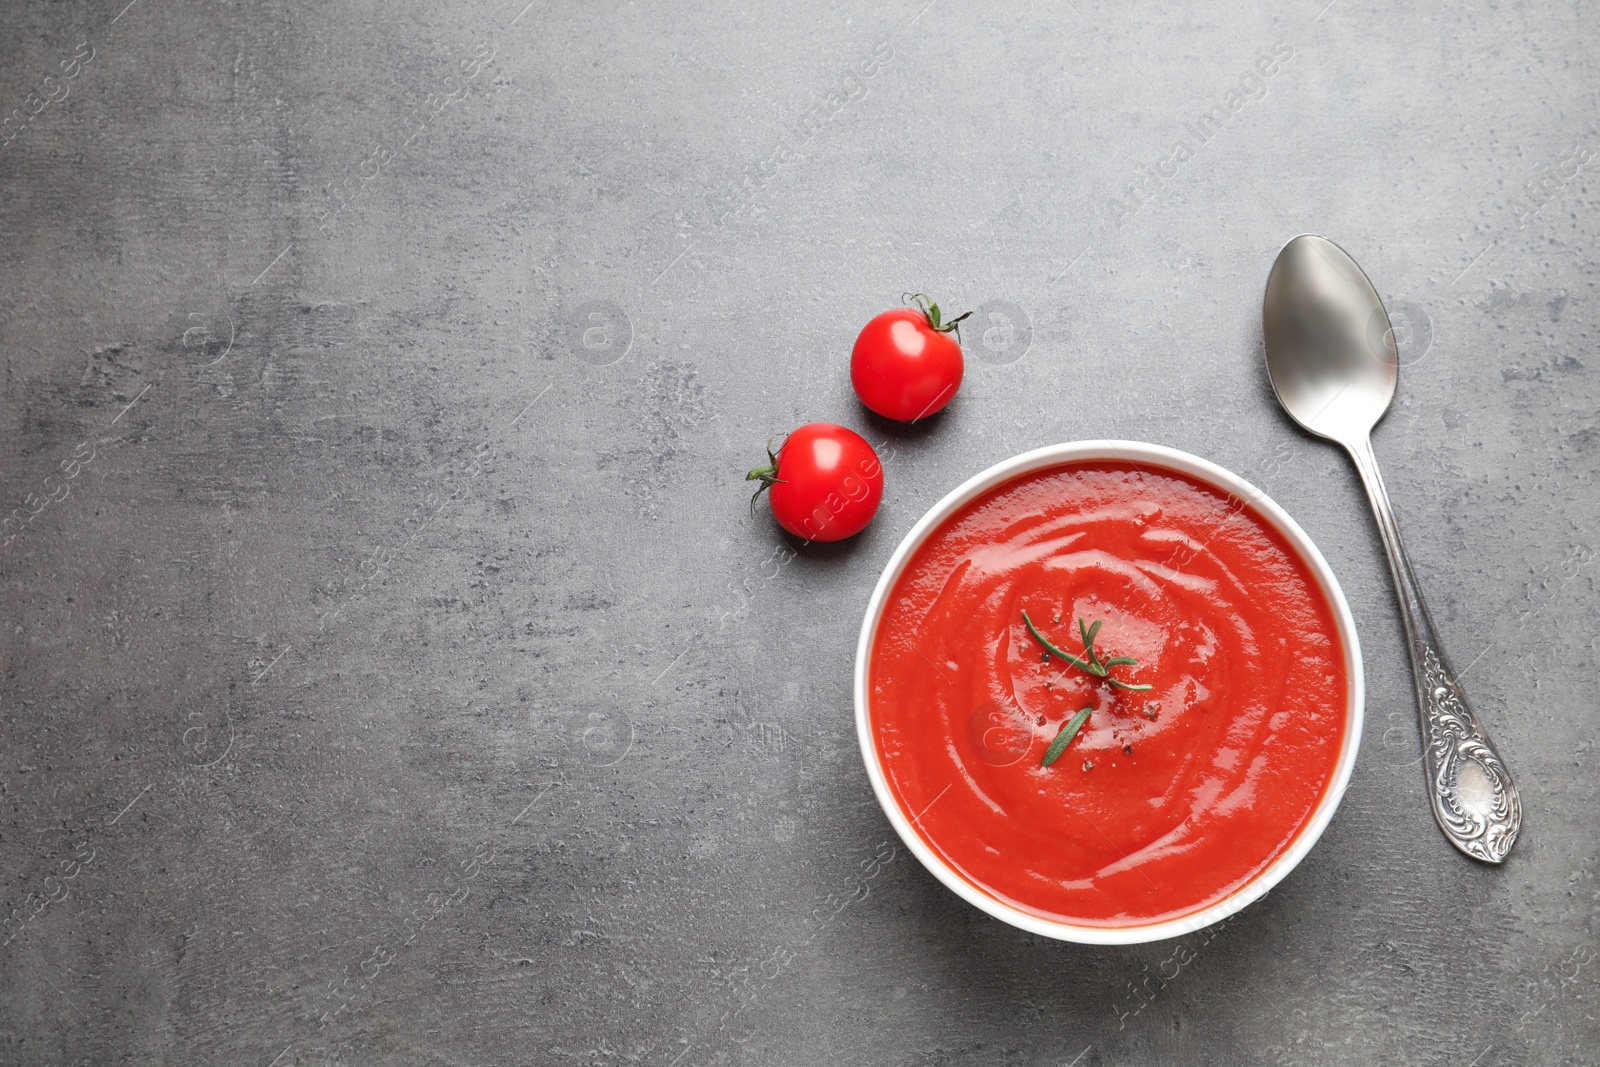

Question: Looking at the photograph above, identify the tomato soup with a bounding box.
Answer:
[866,461,1348,926]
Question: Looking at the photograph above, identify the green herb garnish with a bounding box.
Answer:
[1021,611,1154,692]
[1041,706,1093,767]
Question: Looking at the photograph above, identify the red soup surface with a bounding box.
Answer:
[868,461,1348,926]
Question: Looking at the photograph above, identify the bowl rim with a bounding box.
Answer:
[852,439,1365,946]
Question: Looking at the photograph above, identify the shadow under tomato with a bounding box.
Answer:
[777,521,878,562]
[858,402,956,444]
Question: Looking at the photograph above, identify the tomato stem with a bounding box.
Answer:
[903,292,974,344]
[745,435,789,515]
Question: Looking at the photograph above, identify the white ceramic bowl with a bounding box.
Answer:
[854,440,1364,945]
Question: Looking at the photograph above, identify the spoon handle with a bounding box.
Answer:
[1345,436,1521,862]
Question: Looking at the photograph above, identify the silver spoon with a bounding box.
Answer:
[1262,233,1520,863]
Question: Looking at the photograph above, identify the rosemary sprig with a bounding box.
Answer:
[1021,610,1154,692]
[1022,611,1097,674]
[1041,707,1093,767]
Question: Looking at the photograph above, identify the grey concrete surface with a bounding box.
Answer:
[1,0,1596,1064]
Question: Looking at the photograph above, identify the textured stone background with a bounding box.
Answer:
[1,1,1597,1064]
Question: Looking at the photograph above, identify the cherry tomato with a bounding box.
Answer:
[747,423,884,542]
[850,294,970,421]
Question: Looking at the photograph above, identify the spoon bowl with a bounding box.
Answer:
[1263,234,1397,445]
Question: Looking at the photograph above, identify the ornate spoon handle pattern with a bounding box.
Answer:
[1348,436,1520,863]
